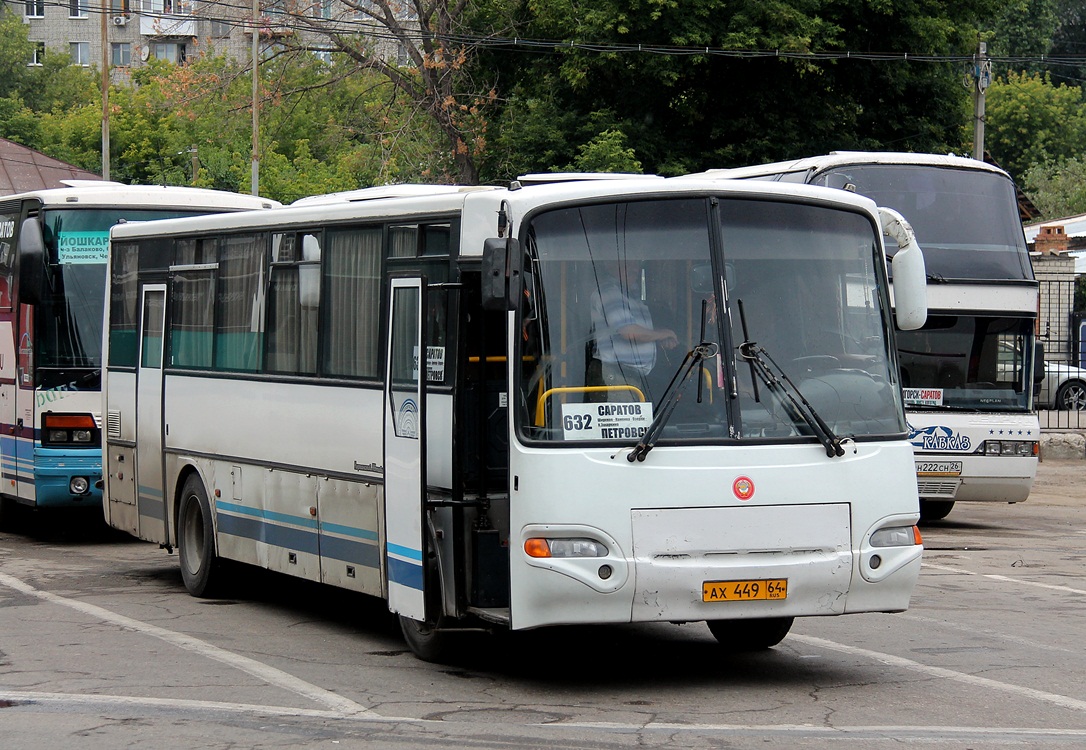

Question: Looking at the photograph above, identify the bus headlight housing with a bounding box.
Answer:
[980,440,1037,457]
[41,414,100,448]
[524,537,607,558]
[870,525,922,548]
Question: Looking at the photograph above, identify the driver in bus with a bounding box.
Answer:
[586,259,678,402]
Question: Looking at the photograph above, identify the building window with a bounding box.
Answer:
[312,49,332,65]
[25,0,45,18]
[69,0,89,18]
[70,42,90,66]
[30,42,46,66]
[315,0,331,19]
[142,0,191,14]
[150,42,187,64]
[111,0,129,12]
[111,43,131,66]
[210,19,231,37]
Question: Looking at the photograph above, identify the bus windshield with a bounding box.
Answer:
[518,197,905,446]
[896,316,1033,413]
[36,207,212,388]
[810,165,1032,281]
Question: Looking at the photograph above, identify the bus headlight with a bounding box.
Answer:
[870,525,922,548]
[524,537,607,558]
[41,414,99,448]
[981,440,1037,457]
[69,476,90,495]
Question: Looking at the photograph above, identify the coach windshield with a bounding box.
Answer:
[516,196,905,448]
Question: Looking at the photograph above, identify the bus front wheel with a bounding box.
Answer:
[177,475,223,597]
[707,616,794,651]
[399,614,449,662]
[919,499,955,521]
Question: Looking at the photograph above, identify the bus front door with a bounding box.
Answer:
[383,277,427,621]
[134,285,168,544]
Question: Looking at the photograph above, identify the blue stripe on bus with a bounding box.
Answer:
[215,500,319,530]
[320,534,381,569]
[320,521,379,542]
[138,484,163,499]
[386,556,424,591]
[137,495,166,521]
[386,542,423,562]
[214,501,383,571]
[217,512,321,555]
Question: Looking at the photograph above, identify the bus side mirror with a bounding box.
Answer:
[1034,341,1045,386]
[481,237,523,311]
[18,217,47,306]
[880,207,927,331]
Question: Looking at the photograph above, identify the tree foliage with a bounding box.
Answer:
[984,71,1086,182]
[1021,157,1086,219]
[480,0,1002,181]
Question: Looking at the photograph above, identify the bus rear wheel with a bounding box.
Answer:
[707,616,794,651]
[177,475,224,597]
[919,499,955,521]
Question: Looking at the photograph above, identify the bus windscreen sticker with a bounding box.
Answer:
[560,402,654,441]
[903,387,943,406]
[58,231,110,264]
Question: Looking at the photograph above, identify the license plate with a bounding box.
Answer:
[702,579,788,602]
[915,461,963,477]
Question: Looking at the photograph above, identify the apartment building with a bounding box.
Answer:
[16,0,397,78]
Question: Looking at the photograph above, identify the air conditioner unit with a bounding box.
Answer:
[112,16,127,26]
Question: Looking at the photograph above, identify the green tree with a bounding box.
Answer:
[483,0,1002,181]
[984,71,1086,182]
[0,8,33,100]
[1021,157,1086,218]
[988,0,1059,77]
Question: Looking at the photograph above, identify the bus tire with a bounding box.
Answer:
[919,499,954,521]
[707,616,794,651]
[399,614,449,662]
[177,475,223,597]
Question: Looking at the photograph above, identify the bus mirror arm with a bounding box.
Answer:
[481,237,523,311]
[18,217,48,306]
[879,207,928,331]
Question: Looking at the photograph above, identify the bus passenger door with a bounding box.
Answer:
[134,285,168,544]
[383,277,427,621]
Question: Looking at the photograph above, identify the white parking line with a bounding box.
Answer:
[923,561,1086,595]
[0,571,372,716]
[791,634,1086,713]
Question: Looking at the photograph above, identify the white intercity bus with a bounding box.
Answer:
[689,153,1041,520]
[102,177,927,659]
[0,182,278,526]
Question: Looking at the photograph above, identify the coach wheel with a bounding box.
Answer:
[399,614,450,662]
[919,499,955,521]
[177,474,223,597]
[707,616,794,651]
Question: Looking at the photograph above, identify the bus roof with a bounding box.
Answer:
[685,152,1012,182]
[111,176,883,259]
[291,184,496,206]
[0,183,280,210]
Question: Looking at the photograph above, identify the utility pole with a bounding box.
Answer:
[100,0,110,180]
[251,0,260,196]
[972,40,991,161]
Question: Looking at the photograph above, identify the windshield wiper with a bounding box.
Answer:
[627,299,718,463]
[627,341,719,462]
[736,301,845,458]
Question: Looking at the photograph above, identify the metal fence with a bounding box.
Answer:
[1037,277,1085,430]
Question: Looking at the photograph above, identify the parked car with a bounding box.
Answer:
[1038,361,1086,410]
